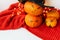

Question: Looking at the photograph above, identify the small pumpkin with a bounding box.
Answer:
[45,17,57,28]
[46,10,60,19]
[24,1,43,16]
[25,14,42,28]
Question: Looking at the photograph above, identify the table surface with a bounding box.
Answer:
[0,0,60,40]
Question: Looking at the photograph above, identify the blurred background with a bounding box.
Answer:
[0,0,60,11]
[44,0,60,9]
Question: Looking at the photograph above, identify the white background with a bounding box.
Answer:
[45,0,60,9]
[0,0,60,40]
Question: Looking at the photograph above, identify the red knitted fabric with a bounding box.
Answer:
[0,3,60,40]
[0,3,26,30]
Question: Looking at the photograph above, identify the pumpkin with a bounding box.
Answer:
[25,14,42,28]
[45,17,57,28]
[46,10,60,19]
[24,1,43,16]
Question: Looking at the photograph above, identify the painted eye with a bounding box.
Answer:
[32,5,34,8]
[35,20,38,22]
[37,7,40,9]
[30,20,33,22]
[50,20,53,22]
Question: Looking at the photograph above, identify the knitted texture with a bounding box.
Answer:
[0,3,25,30]
[0,3,60,40]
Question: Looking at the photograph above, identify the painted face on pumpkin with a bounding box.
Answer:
[25,15,42,27]
[46,17,57,28]
[24,1,43,16]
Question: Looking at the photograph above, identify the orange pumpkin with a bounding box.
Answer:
[45,17,57,28]
[46,10,60,19]
[25,14,42,28]
[24,1,43,16]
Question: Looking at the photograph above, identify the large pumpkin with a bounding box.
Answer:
[25,14,42,28]
[24,1,43,16]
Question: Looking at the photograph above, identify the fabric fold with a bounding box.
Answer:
[0,2,25,30]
